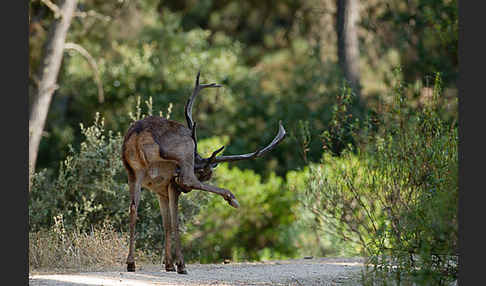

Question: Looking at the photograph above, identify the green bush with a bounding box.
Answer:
[303,74,458,284]
[183,164,298,263]
[29,112,127,232]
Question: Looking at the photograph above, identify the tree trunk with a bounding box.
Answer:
[29,0,78,191]
[336,0,362,101]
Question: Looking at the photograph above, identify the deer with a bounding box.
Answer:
[121,72,286,274]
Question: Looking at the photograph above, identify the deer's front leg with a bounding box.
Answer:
[157,194,175,272]
[168,183,187,274]
[126,172,144,272]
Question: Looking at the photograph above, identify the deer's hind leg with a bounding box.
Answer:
[126,170,144,272]
[175,163,240,208]
[157,193,176,272]
[163,140,239,208]
[168,183,187,274]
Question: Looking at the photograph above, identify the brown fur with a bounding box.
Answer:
[122,116,190,181]
[122,115,238,274]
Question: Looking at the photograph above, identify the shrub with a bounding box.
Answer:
[183,164,298,263]
[29,112,127,233]
[303,73,458,284]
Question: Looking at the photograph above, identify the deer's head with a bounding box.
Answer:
[185,72,286,182]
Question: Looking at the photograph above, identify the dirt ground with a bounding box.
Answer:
[29,257,365,286]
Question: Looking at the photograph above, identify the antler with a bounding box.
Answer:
[191,122,198,155]
[205,121,286,164]
[185,72,286,168]
[185,71,222,131]
[185,71,222,156]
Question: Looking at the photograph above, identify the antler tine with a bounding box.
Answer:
[185,71,222,131]
[206,146,225,165]
[207,121,286,164]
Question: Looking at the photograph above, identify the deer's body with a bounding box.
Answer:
[122,116,237,273]
[121,73,285,274]
[122,116,191,192]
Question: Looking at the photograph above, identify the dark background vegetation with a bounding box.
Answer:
[29,0,458,284]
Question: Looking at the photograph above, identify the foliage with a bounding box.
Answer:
[372,0,458,85]
[303,74,458,284]
[29,112,126,232]
[180,136,298,263]
[162,0,458,87]
[31,0,458,178]
[287,167,363,258]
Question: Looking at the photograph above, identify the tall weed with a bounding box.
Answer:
[29,214,137,271]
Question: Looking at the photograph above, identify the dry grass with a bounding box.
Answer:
[29,215,155,273]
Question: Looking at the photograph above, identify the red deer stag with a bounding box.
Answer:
[121,72,286,273]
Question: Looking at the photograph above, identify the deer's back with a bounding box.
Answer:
[122,116,193,190]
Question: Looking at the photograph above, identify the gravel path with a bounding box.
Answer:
[29,257,365,286]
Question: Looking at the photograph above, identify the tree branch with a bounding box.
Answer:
[74,10,111,22]
[64,42,104,103]
[40,0,62,19]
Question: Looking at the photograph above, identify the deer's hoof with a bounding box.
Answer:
[165,265,176,272]
[176,262,187,274]
[127,262,136,272]
[228,198,240,208]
